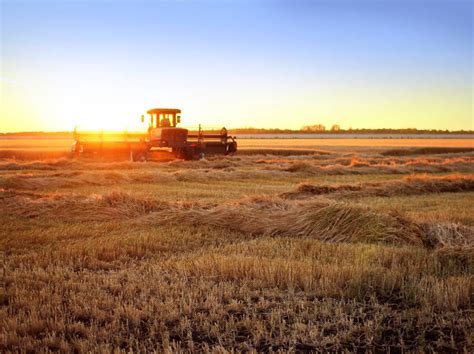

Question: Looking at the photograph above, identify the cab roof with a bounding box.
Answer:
[147,108,181,115]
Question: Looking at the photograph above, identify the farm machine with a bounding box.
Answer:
[72,108,237,160]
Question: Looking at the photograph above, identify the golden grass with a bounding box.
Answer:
[1,222,472,352]
[1,146,473,351]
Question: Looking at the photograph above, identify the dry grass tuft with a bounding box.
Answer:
[421,222,474,249]
[283,161,316,173]
[424,225,473,277]
[294,183,361,194]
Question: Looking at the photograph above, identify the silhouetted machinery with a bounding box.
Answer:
[72,108,237,160]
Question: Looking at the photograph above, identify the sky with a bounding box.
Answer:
[0,0,472,132]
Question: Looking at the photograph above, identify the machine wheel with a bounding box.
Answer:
[132,150,148,162]
[175,148,186,160]
[179,146,203,160]
[227,141,237,154]
[72,142,83,157]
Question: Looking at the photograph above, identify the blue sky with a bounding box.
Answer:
[1,0,472,131]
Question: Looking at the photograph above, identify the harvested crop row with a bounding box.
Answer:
[0,168,290,190]
[2,190,472,252]
[381,147,474,156]
[282,160,474,175]
[0,170,175,190]
[237,148,330,156]
[0,155,254,172]
[2,163,471,193]
[283,174,474,198]
[0,189,177,220]
[314,155,474,168]
[144,196,426,247]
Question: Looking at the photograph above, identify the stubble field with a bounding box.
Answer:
[1,140,473,352]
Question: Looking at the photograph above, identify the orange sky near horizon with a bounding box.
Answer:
[1,74,472,133]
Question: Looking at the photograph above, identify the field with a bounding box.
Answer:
[1,140,473,352]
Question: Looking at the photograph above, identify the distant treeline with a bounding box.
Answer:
[1,128,473,136]
[229,128,474,134]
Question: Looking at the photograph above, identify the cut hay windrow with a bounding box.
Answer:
[0,158,162,172]
[283,174,474,199]
[2,188,421,247]
[281,156,474,176]
[0,190,174,220]
[381,147,474,156]
[0,170,176,190]
[236,149,330,156]
[2,153,472,181]
[310,155,474,170]
[141,196,426,246]
[0,168,291,191]
[2,189,472,251]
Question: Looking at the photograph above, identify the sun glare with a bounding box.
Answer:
[55,102,147,132]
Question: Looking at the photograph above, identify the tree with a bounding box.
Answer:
[301,124,326,132]
[330,124,341,131]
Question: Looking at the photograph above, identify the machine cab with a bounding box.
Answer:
[143,108,188,148]
[144,108,181,128]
